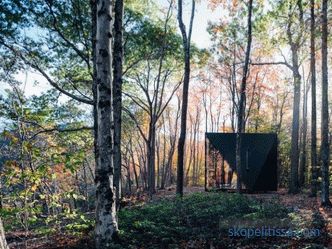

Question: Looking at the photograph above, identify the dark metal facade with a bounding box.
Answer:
[205,133,278,191]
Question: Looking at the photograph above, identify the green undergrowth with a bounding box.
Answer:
[4,192,326,248]
[112,192,310,248]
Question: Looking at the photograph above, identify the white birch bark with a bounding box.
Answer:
[95,0,118,248]
[0,218,9,249]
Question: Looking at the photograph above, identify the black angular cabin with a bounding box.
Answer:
[205,133,278,191]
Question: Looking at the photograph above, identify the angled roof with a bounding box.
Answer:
[206,133,278,191]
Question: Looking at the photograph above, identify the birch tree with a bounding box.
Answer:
[94,0,118,247]
[0,218,8,249]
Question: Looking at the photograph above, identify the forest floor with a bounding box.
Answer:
[6,187,332,249]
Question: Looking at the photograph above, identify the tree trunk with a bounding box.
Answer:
[194,117,200,185]
[289,67,301,194]
[320,0,331,207]
[231,50,237,133]
[221,157,225,185]
[147,122,156,195]
[310,0,318,197]
[112,0,123,209]
[288,1,303,194]
[156,135,161,188]
[127,161,132,195]
[95,0,118,247]
[204,95,208,191]
[129,139,139,190]
[0,218,8,249]
[191,112,198,186]
[299,78,308,186]
[235,0,253,193]
[185,117,194,185]
[176,0,195,196]
[161,117,167,189]
[90,0,99,210]
[138,142,147,190]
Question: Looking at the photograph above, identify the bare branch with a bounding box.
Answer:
[250,61,293,70]
[1,41,94,105]
[123,92,151,114]
[123,107,148,143]
[30,126,93,140]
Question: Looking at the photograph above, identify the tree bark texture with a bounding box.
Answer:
[310,0,318,197]
[112,0,124,208]
[0,218,9,249]
[299,78,308,186]
[176,0,195,196]
[235,0,253,193]
[320,0,331,207]
[288,0,303,194]
[95,0,118,247]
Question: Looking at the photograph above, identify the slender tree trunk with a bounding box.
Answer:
[221,157,225,185]
[138,155,146,190]
[0,218,8,249]
[299,78,308,186]
[170,101,180,186]
[289,67,301,194]
[156,135,160,188]
[138,141,147,190]
[195,118,200,185]
[191,111,198,186]
[310,0,318,197]
[113,0,123,209]
[320,0,331,207]
[168,153,174,185]
[236,0,253,193]
[288,1,303,194]
[95,1,118,247]
[161,117,167,189]
[185,118,194,185]
[129,139,139,190]
[90,0,99,210]
[127,161,132,194]
[133,164,139,191]
[148,123,156,195]
[231,49,237,133]
[176,0,195,196]
[204,96,208,191]
[214,149,218,187]
[82,161,89,211]
[254,87,262,132]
